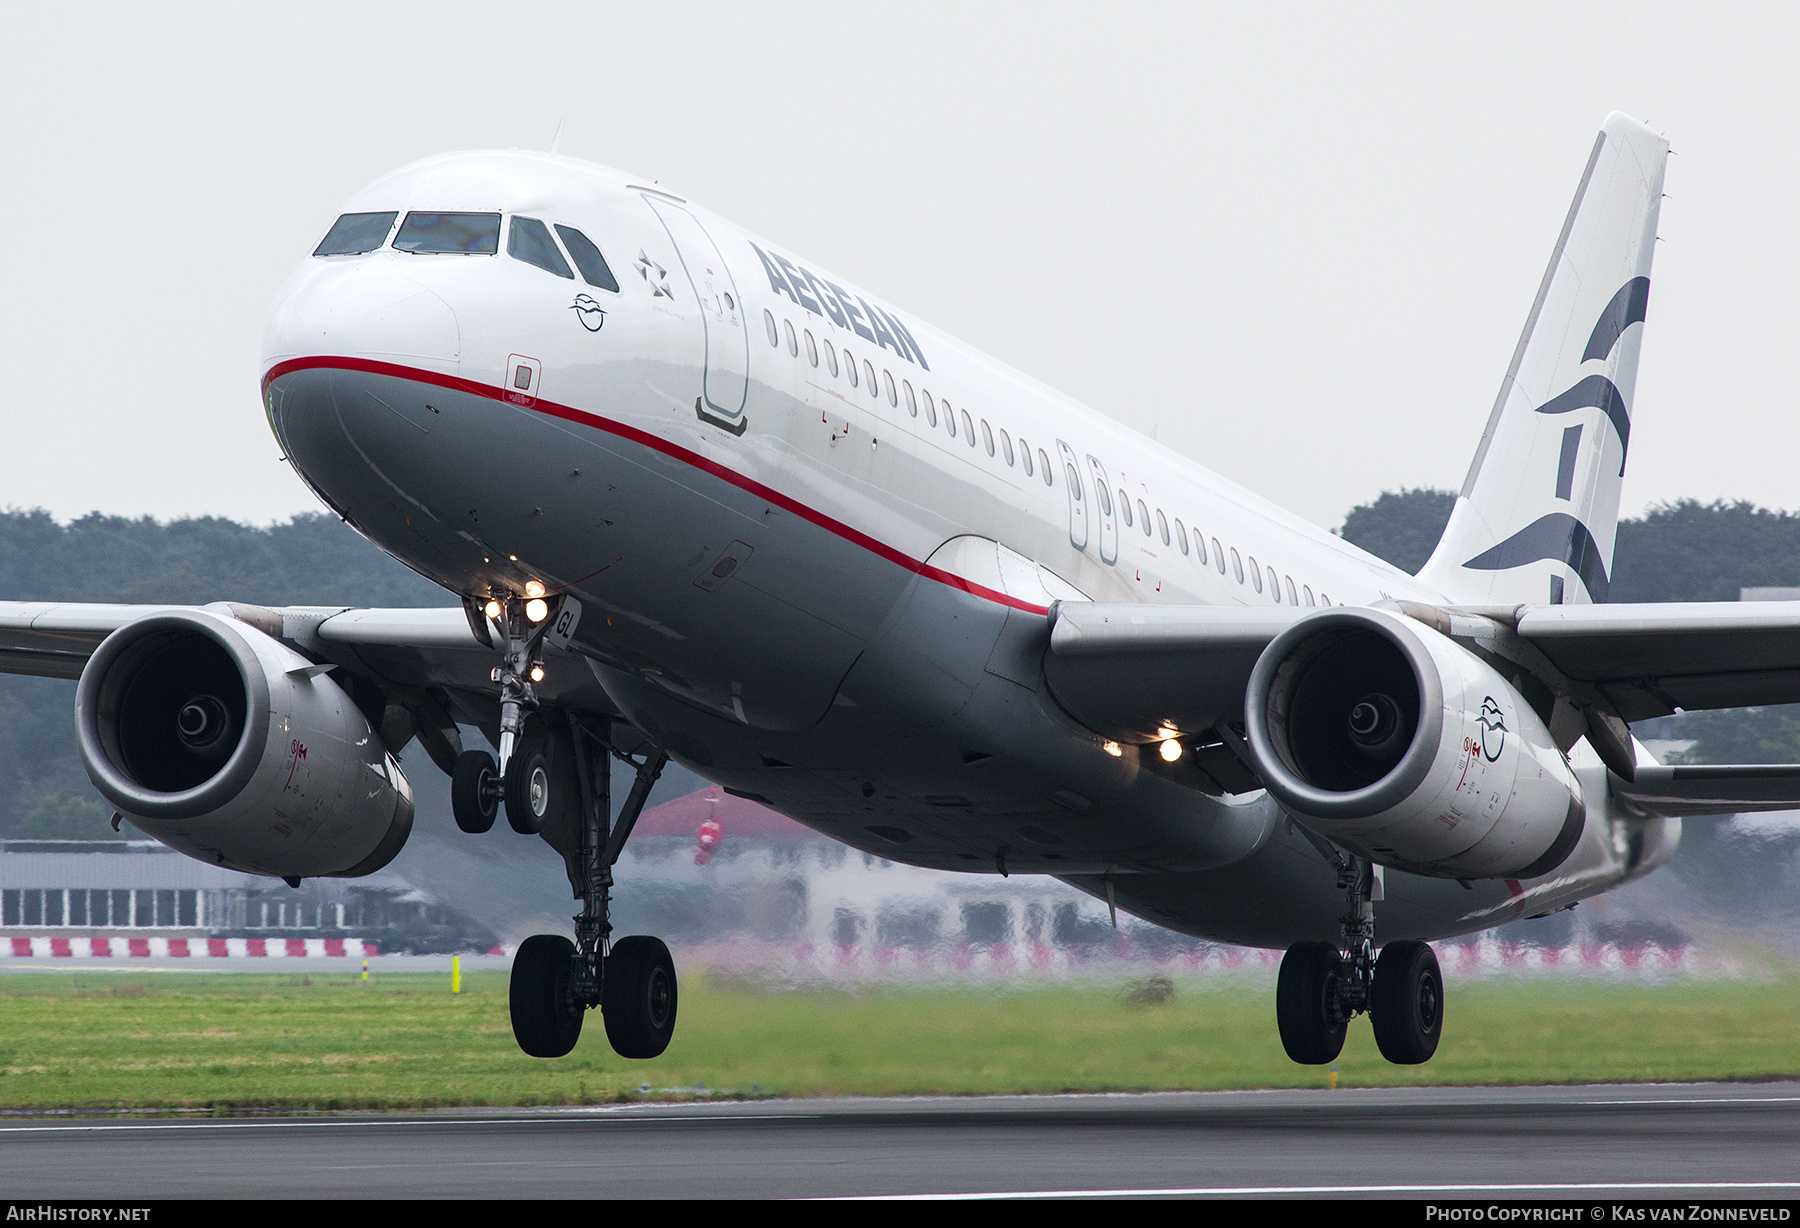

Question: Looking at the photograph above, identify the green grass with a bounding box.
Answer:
[0,970,1796,1111]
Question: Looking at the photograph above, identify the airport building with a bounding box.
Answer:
[0,838,495,952]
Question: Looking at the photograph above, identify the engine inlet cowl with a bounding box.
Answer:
[76,608,413,880]
[1243,607,1585,880]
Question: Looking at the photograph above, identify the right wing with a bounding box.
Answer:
[0,599,645,772]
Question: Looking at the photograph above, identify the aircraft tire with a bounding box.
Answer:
[510,934,584,1058]
[451,750,499,834]
[504,745,552,834]
[1276,940,1348,1064]
[1371,939,1443,1065]
[603,935,678,1059]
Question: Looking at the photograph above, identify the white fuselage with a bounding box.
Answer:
[260,150,1670,948]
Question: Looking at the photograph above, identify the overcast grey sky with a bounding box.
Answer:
[2,3,1795,532]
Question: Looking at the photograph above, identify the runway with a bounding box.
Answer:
[3,1083,1799,1200]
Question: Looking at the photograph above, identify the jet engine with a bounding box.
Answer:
[1242,607,1584,880]
[74,608,413,879]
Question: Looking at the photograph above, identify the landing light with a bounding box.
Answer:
[529,665,546,683]
[524,580,546,599]
[1102,741,1124,758]
[483,600,502,620]
[1159,739,1183,763]
[525,598,550,623]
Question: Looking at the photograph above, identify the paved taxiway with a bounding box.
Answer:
[4,1083,1798,1199]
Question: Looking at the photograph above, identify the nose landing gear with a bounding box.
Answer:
[452,592,678,1060]
[506,712,671,1060]
[1276,852,1444,1066]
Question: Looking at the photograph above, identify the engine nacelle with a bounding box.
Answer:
[1243,607,1584,880]
[75,609,413,879]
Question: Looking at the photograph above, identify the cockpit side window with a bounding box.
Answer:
[508,217,573,279]
[314,212,397,256]
[394,212,501,255]
[555,225,620,292]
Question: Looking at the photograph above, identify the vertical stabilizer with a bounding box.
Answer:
[1418,114,1668,606]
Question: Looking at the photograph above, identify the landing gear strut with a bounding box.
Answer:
[507,714,671,1060]
[1276,853,1442,1065]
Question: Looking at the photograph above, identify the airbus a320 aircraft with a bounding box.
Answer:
[5,112,1796,1066]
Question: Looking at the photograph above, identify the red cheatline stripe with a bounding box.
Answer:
[262,355,1049,616]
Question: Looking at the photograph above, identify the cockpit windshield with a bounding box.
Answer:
[508,217,573,279]
[394,212,501,255]
[313,212,397,256]
[555,225,620,292]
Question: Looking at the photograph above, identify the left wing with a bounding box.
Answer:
[1045,598,1800,814]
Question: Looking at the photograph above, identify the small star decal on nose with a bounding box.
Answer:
[636,250,672,298]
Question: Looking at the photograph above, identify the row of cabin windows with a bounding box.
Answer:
[1085,480,1329,605]
[764,309,1333,605]
[313,210,621,292]
[766,310,1056,486]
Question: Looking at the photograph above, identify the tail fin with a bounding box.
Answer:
[1418,113,1668,606]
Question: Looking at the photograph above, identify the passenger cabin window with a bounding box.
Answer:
[1000,430,1014,466]
[864,359,879,396]
[1248,558,1263,593]
[1020,439,1033,476]
[785,319,798,356]
[1039,449,1052,484]
[554,225,621,292]
[1174,518,1189,555]
[1229,547,1241,581]
[1304,585,1315,606]
[944,401,956,438]
[1157,509,1170,546]
[806,330,819,367]
[904,380,917,416]
[962,409,975,446]
[1118,492,1132,528]
[314,211,397,256]
[922,389,937,426]
[1212,538,1224,571]
[884,369,897,406]
[508,217,573,278]
[824,339,839,376]
[845,352,859,387]
[764,310,779,347]
[1286,576,1299,605]
[1137,500,1151,536]
[394,211,501,255]
[981,419,995,456]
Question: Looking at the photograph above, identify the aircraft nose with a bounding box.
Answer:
[265,265,461,373]
[326,268,461,367]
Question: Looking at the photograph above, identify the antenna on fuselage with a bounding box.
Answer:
[549,119,565,155]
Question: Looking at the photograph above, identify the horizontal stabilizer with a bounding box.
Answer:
[1610,764,1800,818]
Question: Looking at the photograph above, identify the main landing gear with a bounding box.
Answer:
[451,593,676,1060]
[1276,855,1443,1066]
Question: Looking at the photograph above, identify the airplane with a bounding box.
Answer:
[4,111,1798,1067]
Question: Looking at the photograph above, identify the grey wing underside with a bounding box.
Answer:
[7,596,1800,820]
